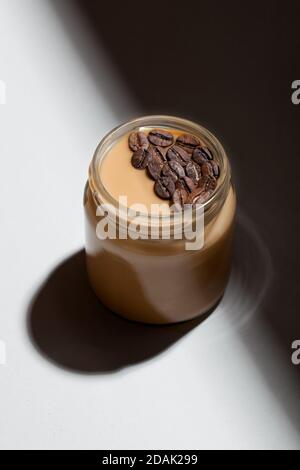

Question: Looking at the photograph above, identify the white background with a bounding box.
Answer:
[0,0,299,450]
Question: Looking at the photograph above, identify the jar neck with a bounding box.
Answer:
[88,115,231,227]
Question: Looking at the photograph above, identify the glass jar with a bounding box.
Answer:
[84,115,236,324]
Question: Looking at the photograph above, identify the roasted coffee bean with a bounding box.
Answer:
[201,161,214,178]
[128,131,149,152]
[154,176,175,199]
[148,129,174,147]
[168,160,185,178]
[199,175,217,192]
[146,145,165,180]
[154,179,169,199]
[192,176,217,203]
[162,162,178,182]
[172,188,188,208]
[188,176,217,204]
[176,133,200,153]
[131,148,150,169]
[166,150,183,166]
[191,176,210,196]
[207,176,217,191]
[176,176,195,193]
[183,176,196,192]
[147,155,163,180]
[200,146,213,160]
[192,147,208,165]
[162,176,176,196]
[187,186,203,205]
[185,161,201,184]
[211,161,220,178]
[167,145,190,166]
[148,144,167,162]
[191,189,214,205]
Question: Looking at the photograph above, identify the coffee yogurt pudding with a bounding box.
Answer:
[84,115,236,324]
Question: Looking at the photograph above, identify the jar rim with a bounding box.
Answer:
[88,115,231,223]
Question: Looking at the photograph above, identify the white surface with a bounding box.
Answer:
[0,0,299,450]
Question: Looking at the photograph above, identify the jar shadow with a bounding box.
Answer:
[26,212,267,374]
[26,251,210,374]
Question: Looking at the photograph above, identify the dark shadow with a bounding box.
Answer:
[27,213,262,375]
[27,250,210,374]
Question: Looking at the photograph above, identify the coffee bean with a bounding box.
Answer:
[208,176,217,191]
[147,155,163,180]
[200,146,213,160]
[185,161,201,184]
[188,176,217,204]
[148,129,174,147]
[162,176,176,196]
[193,177,217,204]
[176,133,200,153]
[154,179,169,199]
[154,176,175,199]
[201,161,214,178]
[167,145,190,166]
[168,160,185,178]
[149,144,167,162]
[211,161,220,178]
[176,176,195,194]
[162,162,178,182]
[131,148,150,169]
[146,145,165,180]
[200,175,217,192]
[166,150,183,166]
[192,147,208,165]
[128,131,149,152]
[192,190,214,205]
[187,186,203,205]
[183,176,196,192]
[172,188,188,208]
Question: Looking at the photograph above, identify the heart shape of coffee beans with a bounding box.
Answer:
[129,129,219,207]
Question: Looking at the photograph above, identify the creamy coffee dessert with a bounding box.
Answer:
[84,116,236,324]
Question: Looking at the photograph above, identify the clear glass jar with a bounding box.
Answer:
[84,115,236,324]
